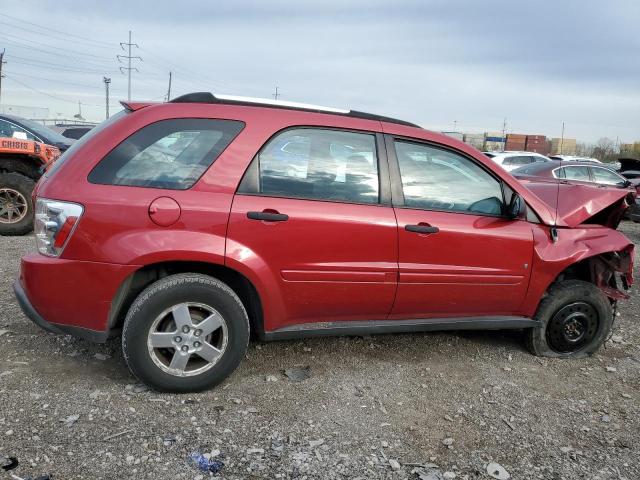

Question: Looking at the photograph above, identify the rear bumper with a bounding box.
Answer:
[14,279,109,342]
[15,254,139,343]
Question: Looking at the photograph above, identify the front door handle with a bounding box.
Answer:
[405,224,439,234]
[247,211,289,222]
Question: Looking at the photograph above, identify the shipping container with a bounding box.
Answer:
[463,133,485,150]
[484,140,505,152]
[442,131,464,141]
[550,138,577,155]
[526,135,548,154]
[507,133,527,141]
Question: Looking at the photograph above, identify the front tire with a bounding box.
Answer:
[526,280,613,358]
[122,273,250,392]
[0,172,35,236]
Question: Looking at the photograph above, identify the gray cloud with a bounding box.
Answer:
[1,0,638,142]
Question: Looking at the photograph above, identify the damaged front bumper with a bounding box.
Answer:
[590,245,635,300]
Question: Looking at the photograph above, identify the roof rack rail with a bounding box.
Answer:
[169,92,420,128]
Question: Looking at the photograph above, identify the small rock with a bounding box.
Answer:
[601,415,611,423]
[61,414,80,426]
[133,384,148,393]
[5,429,14,436]
[94,353,110,361]
[441,437,454,447]
[621,393,632,399]
[502,366,512,372]
[486,462,510,479]
[443,472,456,479]
[283,366,311,382]
[309,439,324,448]
[605,366,617,373]
[412,468,443,480]
[265,375,278,382]
[560,446,573,453]
[246,448,264,455]
[610,335,624,343]
[126,455,135,463]
[388,459,401,470]
[0,329,11,336]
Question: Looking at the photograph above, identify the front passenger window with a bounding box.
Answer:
[394,141,504,215]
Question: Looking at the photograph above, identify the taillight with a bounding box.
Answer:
[34,198,83,257]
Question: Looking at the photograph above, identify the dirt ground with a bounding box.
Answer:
[1,222,638,480]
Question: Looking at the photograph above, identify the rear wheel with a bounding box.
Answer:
[122,273,250,392]
[0,172,35,236]
[526,280,612,358]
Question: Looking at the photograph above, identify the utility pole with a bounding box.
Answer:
[117,31,142,101]
[0,49,6,107]
[272,86,280,100]
[166,71,172,101]
[452,120,458,132]
[501,117,507,151]
[103,77,111,119]
[560,121,565,155]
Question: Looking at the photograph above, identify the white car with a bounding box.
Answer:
[549,155,601,163]
[483,151,553,172]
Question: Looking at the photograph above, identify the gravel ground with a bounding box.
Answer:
[1,222,639,480]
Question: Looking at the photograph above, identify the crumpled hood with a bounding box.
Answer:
[519,178,634,228]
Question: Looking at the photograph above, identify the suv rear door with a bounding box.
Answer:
[386,136,534,319]
[226,126,398,332]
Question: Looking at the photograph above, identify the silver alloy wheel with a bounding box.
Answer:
[0,188,28,224]
[147,302,228,377]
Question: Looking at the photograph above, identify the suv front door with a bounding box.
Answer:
[227,127,398,332]
[387,137,534,319]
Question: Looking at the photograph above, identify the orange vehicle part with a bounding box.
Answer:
[0,137,61,164]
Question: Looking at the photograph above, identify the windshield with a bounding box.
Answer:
[6,116,71,144]
[45,111,127,177]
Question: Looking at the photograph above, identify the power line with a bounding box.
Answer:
[0,13,113,49]
[4,75,120,107]
[0,49,6,106]
[0,39,114,69]
[118,31,142,101]
[0,32,114,61]
[7,71,126,93]
[5,54,118,75]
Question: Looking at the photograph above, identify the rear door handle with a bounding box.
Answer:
[405,224,439,234]
[247,211,289,222]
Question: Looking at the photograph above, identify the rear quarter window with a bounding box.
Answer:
[88,118,244,190]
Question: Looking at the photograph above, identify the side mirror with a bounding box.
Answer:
[506,193,526,219]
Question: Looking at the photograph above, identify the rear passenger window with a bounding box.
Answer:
[88,119,244,189]
[253,128,379,204]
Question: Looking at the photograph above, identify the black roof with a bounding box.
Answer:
[170,92,421,128]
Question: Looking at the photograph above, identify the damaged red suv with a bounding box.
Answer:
[14,93,635,392]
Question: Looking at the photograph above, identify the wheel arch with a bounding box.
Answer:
[108,260,265,339]
[0,155,43,180]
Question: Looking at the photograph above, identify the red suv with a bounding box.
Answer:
[14,93,635,392]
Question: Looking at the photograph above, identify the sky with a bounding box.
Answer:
[0,0,638,143]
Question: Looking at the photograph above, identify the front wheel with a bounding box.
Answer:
[122,273,250,392]
[526,280,613,358]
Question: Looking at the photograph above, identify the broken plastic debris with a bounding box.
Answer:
[283,366,311,382]
[486,462,510,479]
[189,452,224,474]
[1,456,18,471]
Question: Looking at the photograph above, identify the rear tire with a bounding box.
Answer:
[526,280,612,358]
[0,172,35,236]
[122,273,250,392]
